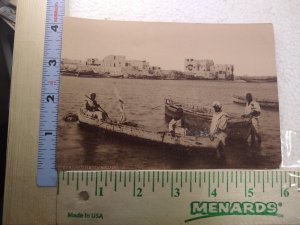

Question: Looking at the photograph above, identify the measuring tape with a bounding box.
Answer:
[57,170,300,225]
[37,0,64,186]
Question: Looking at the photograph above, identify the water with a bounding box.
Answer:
[57,76,281,170]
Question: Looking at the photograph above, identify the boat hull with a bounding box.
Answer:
[232,95,279,110]
[165,100,251,142]
[78,109,220,150]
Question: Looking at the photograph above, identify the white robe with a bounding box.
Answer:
[210,111,228,145]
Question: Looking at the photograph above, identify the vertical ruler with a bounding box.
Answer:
[37,0,65,186]
[57,170,300,225]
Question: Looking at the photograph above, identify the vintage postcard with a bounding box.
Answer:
[57,17,281,170]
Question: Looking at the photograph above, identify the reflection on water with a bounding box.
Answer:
[57,76,281,169]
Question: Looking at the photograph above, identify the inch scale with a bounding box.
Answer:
[57,170,300,225]
[37,0,64,186]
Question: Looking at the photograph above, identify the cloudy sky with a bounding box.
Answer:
[62,17,277,76]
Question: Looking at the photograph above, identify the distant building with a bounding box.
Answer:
[86,58,101,66]
[211,64,234,80]
[184,58,215,78]
[61,58,82,72]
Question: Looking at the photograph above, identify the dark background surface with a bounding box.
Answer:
[0,18,13,223]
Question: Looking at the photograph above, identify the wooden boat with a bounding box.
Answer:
[165,99,251,142]
[232,95,279,110]
[78,108,221,150]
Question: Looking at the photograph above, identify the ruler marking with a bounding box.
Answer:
[91,172,93,182]
[280,171,283,197]
[293,171,296,184]
[119,171,122,182]
[86,172,89,186]
[143,171,145,187]
[222,171,224,184]
[67,172,69,185]
[285,171,287,184]
[114,171,117,192]
[249,171,251,183]
[244,171,247,197]
[105,171,108,186]
[157,171,160,183]
[124,172,127,187]
[62,171,65,180]
[189,171,192,192]
[180,171,183,188]
[167,171,169,183]
[226,171,229,192]
[162,171,165,188]
[254,171,256,188]
[217,171,220,188]
[267,171,269,183]
[95,172,98,196]
[185,171,187,183]
[133,172,136,197]
[171,172,174,197]
[138,171,141,183]
[235,171,238,188]
[208,172,211,197]
[72,172,74,181]
[204,172,206,183]
[110,171,112,182]
[176,172,178,183]
[152,171,155,192]
[240,171,242,183]
[276,171,278,183]
[199,172,201,188]
[262,171,265,192]
[194,171,196,183]
[289,171,291,187]
[148,171,150,183]
[213,171,215,184]
[100,171,102,182]
[272,171,274,188]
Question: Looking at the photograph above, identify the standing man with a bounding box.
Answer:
[169,108,185,137]
[242,93,261,146]
[209,101,229,158]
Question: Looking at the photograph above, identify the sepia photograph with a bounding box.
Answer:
[57,17,281,170]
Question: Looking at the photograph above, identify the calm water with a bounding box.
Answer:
[57,76,281,170]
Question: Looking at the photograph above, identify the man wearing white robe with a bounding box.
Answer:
[209,101,228,147]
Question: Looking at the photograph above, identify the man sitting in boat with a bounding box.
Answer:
[209,101,228,149]
[85,93,108,120]
[168,108,185,137]
[242,93,261,146]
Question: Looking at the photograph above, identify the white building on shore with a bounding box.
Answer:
[211,64,234,80]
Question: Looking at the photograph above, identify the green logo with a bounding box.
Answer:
[185,201,280,223]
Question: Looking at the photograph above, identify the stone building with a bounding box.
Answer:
[184,58,215,78]
[211,64,234,80]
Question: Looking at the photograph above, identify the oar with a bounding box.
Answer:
[151,103,165,110]
[113,82,126,122]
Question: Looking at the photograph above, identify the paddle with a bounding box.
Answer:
[113,82,126,122]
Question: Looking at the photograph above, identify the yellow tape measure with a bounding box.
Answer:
[57,170,300,225]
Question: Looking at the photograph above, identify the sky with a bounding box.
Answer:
[62,17,277,76]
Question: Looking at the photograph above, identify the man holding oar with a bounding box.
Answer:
[85,93,109,120]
